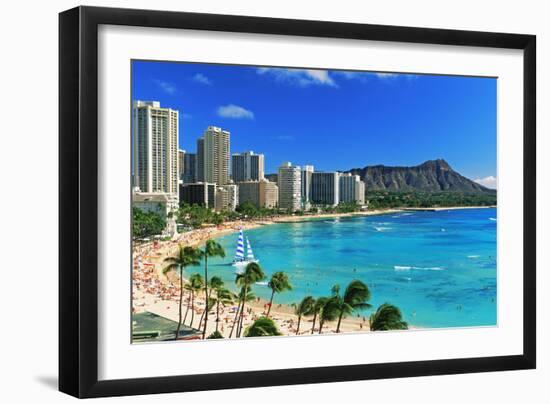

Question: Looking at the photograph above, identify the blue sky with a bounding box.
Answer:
[132,60,497,187]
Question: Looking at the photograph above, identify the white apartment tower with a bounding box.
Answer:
[201,126,230,185]
[278,162,302,212]
[133,101,179,200]
[339,173,366,205]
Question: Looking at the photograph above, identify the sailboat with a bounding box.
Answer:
[232,229,259,274]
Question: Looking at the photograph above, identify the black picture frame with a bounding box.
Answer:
[59,6,536,398]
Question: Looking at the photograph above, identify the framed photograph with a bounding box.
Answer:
[59,6,536,398]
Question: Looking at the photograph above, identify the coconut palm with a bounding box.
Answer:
[244,317,282,337]
[235,262,265,337]
[369,303,408,331]
[318,296,340,334]
[187,273,204,329]
[266,271,292,317]
[200,240,225,339]
[310,297,327,334]
[163,246,202,340]
[229,286,256,338]
[293,295,315,335]
[333,280,372,333]
[215,287,235,333]
[197,275,225,332]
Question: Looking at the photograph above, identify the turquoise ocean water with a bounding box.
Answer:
[184,208,497,329]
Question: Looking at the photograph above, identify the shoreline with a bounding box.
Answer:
[132,205,494,339]
[402,205,496,212]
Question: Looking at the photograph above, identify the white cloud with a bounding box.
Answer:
[217,104,254,119]
[153,79,177,94]
[192,73,212,85]
[375,72,398,79]
[257,68,337,87]
[334,71,369,82]
[474,176,497,189]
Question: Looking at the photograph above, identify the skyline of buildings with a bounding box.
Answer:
[132,100,366,217]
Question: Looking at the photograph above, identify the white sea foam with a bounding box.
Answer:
[489,217,497,221]
[374,226,392,232]
[394,265,445,271]
[468,255,480,259]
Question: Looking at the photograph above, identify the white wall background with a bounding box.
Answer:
[0,0,547,403]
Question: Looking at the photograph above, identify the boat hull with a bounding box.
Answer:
[232,259,259,274]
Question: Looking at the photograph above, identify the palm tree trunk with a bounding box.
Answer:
[296,315,301,335]
[336,311,343,333]
[175,267,183,340]
[190,291,195,328]
[215,295,220,333]
[311,312,317,334]
[266,289,275,317]
[229,298,243,338]
[183,292,191,325]
[202,255,209,339]
[318,319,324,334]
[237,285,248,337]
[198,287,214,330]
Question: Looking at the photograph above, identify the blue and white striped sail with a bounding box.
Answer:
[234,230,245,261]
[246,238,255,260]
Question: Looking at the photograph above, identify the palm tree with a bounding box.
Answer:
[235,262,265,337]
[244,317,282,337]
[310,297,327,334]
[200,240,225,339]
[163,246,202,340]
[318,296,340,334]
[369,303,408,331]
[197,275,225,333]
[204,276,231,333]
[215,287,235,333]
[187,273,204,329]
[293,296,315,335]
[333,280,372,333]
[266,271,292,317]
[229,286,256,338]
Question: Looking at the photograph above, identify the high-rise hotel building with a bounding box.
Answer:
[178,149,185,181]
[301,165,314,210]
[278,162,302,212]
[182,153,197,184]
[196,137,205,182]
[132,101,179,200]
[232,151,265,183]
[339,173,366,205]
[198,126,230,185]
[238,179,279,209]
[311,172,340,206]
